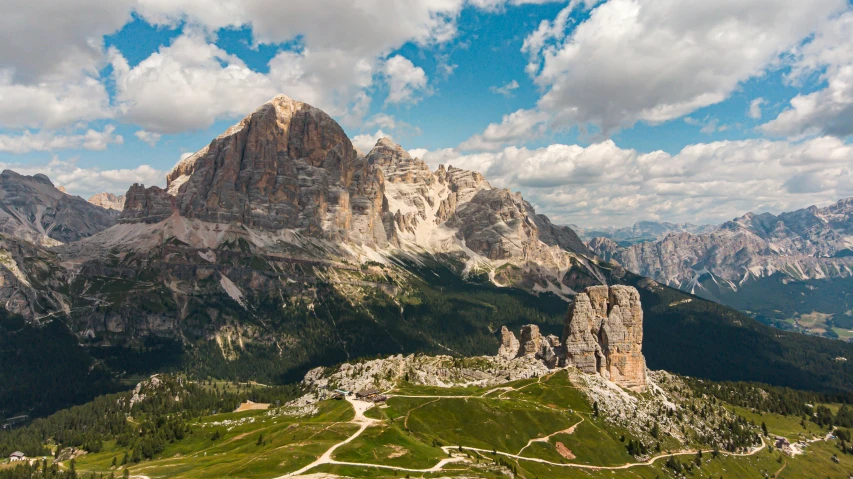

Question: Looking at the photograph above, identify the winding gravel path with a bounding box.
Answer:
[439,437,766,471]
[279,378,768,477]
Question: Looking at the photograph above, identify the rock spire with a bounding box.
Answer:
[563,285,646,391]
[497,284,646,392]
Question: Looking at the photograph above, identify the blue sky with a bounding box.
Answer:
[1,0,852,227]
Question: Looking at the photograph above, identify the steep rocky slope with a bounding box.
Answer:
[0,170,118,246]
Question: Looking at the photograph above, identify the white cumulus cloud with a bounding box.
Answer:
[414,136,853,227]
[459,109,550,151]
[748,98,766,120]
[383,55,431,105]
[134,130,162,147]
[0,126,123,154]
[762,11,853,138]
[525,0,847,134]
[489,80,519,97]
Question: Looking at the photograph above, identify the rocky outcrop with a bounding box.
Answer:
[562,285,646,391]
[497,326,520,360]
[496,287,647,390]
[120,184,176,224]
[301,353,552,401]
[0,170,118,245]
[88,192,125,211]
[497,324,561,369]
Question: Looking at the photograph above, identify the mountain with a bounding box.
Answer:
[87,192,125,211]
[0,170,118,246]
[573,220,716,245]
[3,94,853,423]
[589,199,853,336]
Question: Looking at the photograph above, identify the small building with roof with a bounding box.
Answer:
[356,387,381,399]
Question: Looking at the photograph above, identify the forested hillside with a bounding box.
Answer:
[4,257,853,425]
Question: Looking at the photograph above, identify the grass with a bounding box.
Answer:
[780,440,853,478]
[333,424,446,469]
[58,370,853,479]
[731,405,826,440]
[543,419,638,466]
[393,396,575,453]
[500,370,593,413]
[74,399,357,478]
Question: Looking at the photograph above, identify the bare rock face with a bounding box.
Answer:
[497,324,560,368]
[562,285,646,391]
[0,235,70,320]
[0,170,118,245]
[124,95,393,246]
[497,326,520,360]
[88,192,125,211]
[120,185,176,224]
[519,324,543,356]
[448,187,591,262]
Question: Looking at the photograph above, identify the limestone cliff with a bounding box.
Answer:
[563,285,646,391]
[500,286,647,392]
[124,95,394,247]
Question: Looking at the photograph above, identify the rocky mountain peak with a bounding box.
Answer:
[99,95,597,296]
[0,170,118,245]
[365,137,432,185]
[123,94,394,246]
[31,173,54,186]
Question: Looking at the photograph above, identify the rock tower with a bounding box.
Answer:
[563,285,646,391]
[497,284,647,392]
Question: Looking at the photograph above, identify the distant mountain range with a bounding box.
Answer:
[0,170,118,246]
[572,221,717,245]
[87,192,125,211]
[587,198,853,338]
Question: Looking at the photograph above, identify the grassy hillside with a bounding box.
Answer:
[5,369,853,479]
